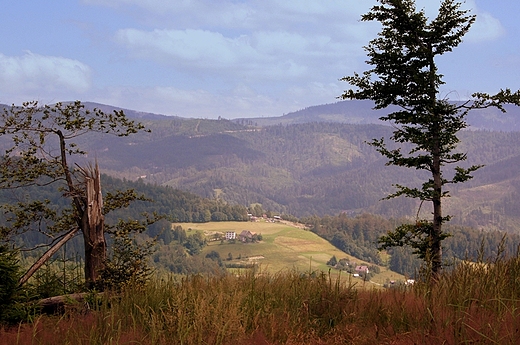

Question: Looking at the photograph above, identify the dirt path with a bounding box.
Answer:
[279,220,309,230]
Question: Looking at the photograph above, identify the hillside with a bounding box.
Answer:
[2,101,520,233]
[237,100,520,131]
[78,118,520,233]
[161,220,400,285]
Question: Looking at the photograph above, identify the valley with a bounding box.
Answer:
[63,102,520,233]
[172,220,402,285]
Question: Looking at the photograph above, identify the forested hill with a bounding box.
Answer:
[2,101,520,233]
[2,174,251,250]
[237,100,520,131]
[58,118,520,233]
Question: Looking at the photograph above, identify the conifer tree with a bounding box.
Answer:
[340,0,520,276]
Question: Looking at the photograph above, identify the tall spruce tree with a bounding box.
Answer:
[340,0,520,276]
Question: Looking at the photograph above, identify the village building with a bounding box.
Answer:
[238,230,256,242]
[355,265,369,275]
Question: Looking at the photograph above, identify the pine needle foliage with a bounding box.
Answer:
[340,0,520,276]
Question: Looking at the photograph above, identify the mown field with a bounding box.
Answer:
[178,220,403,285]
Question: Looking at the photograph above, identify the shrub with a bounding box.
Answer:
[0,245,20,322]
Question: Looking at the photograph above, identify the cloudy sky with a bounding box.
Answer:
[0,0,518,119]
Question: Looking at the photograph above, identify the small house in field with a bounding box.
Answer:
[239,230,256,242]
[355,265,369,274]
[225,231,236,240]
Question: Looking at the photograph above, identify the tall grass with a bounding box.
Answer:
[4,257,520,344]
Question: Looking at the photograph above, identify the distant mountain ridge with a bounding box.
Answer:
[2,100,519,132]
[236,100,520,132]
[81,102,173,121]
[0,101,173,121]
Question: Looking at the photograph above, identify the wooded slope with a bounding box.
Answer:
[2,101,520,232]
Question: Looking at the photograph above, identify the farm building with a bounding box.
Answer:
[225,231,236,240]
[238,230,256,242]
[355,266,369,274]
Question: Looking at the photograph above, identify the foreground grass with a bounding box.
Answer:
[3,256,520,344]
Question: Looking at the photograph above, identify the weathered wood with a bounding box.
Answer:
[37,292,105,314]
[18,227,79,287]
[18,162,106,288]
[79,162,106,287]
[38,292,89,308]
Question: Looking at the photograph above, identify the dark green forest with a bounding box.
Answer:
[3,172,519,278]
[302,213,520,276]
[74,117,520,234]
[1,174,250,248]
[3,103,520,231]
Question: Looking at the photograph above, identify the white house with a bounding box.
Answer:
[225,231,236,240]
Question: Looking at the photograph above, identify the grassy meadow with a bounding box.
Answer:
[5,220,520,344]
[3,257,520,344]
[180,220,402,285]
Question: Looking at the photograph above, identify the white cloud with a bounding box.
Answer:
[88,0,373,85]
[115,28,255,68]
[84,0,369,32]
[266,0,369,18]
[89,0,364,19]
[83,0,257,29]
[252,31,333,57]
[115,28,342,80]
[79,0,511,120]
[445,0,505,42]
[415,0,505,43]
[0,51,91,103]
[114,24,368,83]
[465,12,505,42]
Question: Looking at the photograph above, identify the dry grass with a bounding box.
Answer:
[4,256,520,344]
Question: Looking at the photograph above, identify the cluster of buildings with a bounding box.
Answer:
[225,230,257,243]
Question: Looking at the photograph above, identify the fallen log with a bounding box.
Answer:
[37,292,105,314]
[18,227,79,287]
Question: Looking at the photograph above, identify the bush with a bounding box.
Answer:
[327,255,338,267]
[99,235,154,290]
[0,245,21,322]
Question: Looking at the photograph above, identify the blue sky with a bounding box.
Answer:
[0,0,518,119]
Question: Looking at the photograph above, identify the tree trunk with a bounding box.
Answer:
[81,163,106,288]
[431,151,443,276]
[18,227,79,287]
[429,46,443,278]
[38,292,105,314]
[17,162,106,288]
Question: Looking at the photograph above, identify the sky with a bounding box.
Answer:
[0,0,519,119]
